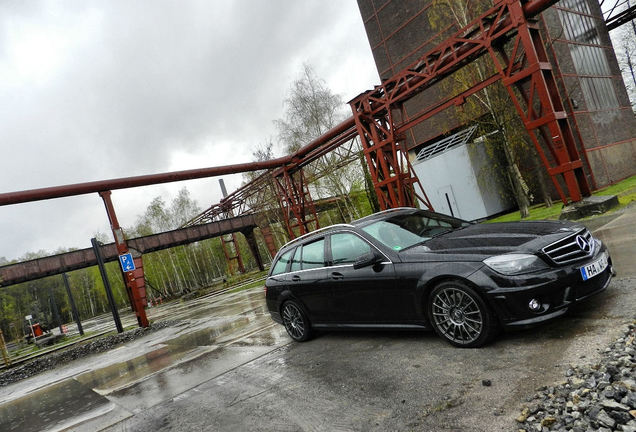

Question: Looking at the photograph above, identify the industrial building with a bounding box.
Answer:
[357,0,636,218]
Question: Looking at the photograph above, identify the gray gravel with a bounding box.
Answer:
[0,320,180,387]
[517,319,636,432]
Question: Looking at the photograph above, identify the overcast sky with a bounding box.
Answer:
[0,0,379,261]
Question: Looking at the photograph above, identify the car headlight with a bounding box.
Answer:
[483,254,547,275]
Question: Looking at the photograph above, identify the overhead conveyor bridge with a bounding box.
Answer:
[0,214,261,287]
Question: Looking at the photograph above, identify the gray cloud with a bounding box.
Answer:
[0,0,378,261]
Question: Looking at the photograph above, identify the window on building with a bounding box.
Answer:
[557,0,619,111]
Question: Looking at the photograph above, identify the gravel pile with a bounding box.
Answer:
[517,321,636,432]
[0,320,180,387]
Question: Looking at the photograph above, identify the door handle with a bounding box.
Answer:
[291,275,301,282]
[331,272,344,280]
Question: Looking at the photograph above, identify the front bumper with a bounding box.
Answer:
[470,244,613,328]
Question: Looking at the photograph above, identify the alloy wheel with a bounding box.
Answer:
[281,302,307,341]
[431,286,484,345]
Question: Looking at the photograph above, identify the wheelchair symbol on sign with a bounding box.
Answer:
[119,253,136,272]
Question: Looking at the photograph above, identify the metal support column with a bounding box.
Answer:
[349,102,432,211]
[99,191,149,328]
[494,1,591,203]
[273,167,319,239]
[62,273,84,336]
[243,228,264,271]
[259,225,278,259]
[219,179,245,274]
[91,237,124,333]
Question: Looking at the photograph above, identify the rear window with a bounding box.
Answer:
[271,249,294,276]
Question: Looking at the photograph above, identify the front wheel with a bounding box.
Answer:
[428,281,497,348]
[281,300,312,342]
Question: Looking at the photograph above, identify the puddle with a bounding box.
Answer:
[230,324,289,346]
[75,344,210,394]
[0,378,109,432]
[163,317,252,347]
[73,315,281,395]
[105,344,278,411]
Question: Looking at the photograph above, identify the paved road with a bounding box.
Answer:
[0,207,634,432]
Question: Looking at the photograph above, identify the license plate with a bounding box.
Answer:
[580,252,608,281]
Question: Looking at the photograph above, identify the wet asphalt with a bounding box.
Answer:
[0,206,634,432]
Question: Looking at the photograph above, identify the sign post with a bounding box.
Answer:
[25,314,36,340]
[99,191,149,327]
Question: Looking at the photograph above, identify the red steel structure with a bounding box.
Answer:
[350,0,590,208]
[218,180,245,274]
[273,167,320,238]
[0,0,595,329]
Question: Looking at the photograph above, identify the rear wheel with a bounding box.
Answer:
[428,281,496,348]
[281,300,312,342]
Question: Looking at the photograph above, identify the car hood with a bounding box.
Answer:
[400,220,586,261]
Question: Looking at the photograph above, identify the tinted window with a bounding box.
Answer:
[331,233,372,264]
[271,249,294,275]
[290,246,302,272]
[300,239,325,270]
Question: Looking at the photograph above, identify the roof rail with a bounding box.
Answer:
[352,207,417,224]
[280,223,355,250]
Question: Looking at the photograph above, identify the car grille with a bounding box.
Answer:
[542,228,595,265]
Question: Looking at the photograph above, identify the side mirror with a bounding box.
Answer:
[353,251,383,269]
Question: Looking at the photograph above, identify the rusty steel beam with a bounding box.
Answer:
[0,214,258,287]
[0,118,355,207]
[184,120,358,227]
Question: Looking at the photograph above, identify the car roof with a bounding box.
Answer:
[274,207,422,255]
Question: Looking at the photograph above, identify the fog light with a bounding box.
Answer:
[528,298,541,312]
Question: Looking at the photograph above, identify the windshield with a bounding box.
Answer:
[361,212,468,251]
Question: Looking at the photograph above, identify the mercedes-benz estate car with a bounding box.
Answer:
[265,207,613,347]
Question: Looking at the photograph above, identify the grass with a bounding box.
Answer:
[487,174,636,223]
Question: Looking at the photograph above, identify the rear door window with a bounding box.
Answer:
[300,239,325,270]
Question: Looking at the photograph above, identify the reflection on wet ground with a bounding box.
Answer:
[0,378,110,432]
[0,286,290,432]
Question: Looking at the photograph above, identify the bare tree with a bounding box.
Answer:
[275,64,364,221]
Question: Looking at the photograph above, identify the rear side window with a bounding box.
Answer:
[300,239,325,270]
[331,233,372,264]
[271,249,294,276]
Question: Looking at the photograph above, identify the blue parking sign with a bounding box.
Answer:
[119,253,136,272]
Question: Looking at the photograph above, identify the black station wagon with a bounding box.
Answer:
[265,207,613,347]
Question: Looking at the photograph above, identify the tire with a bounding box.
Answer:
[427,281,497,348]
[281,300,312,342]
